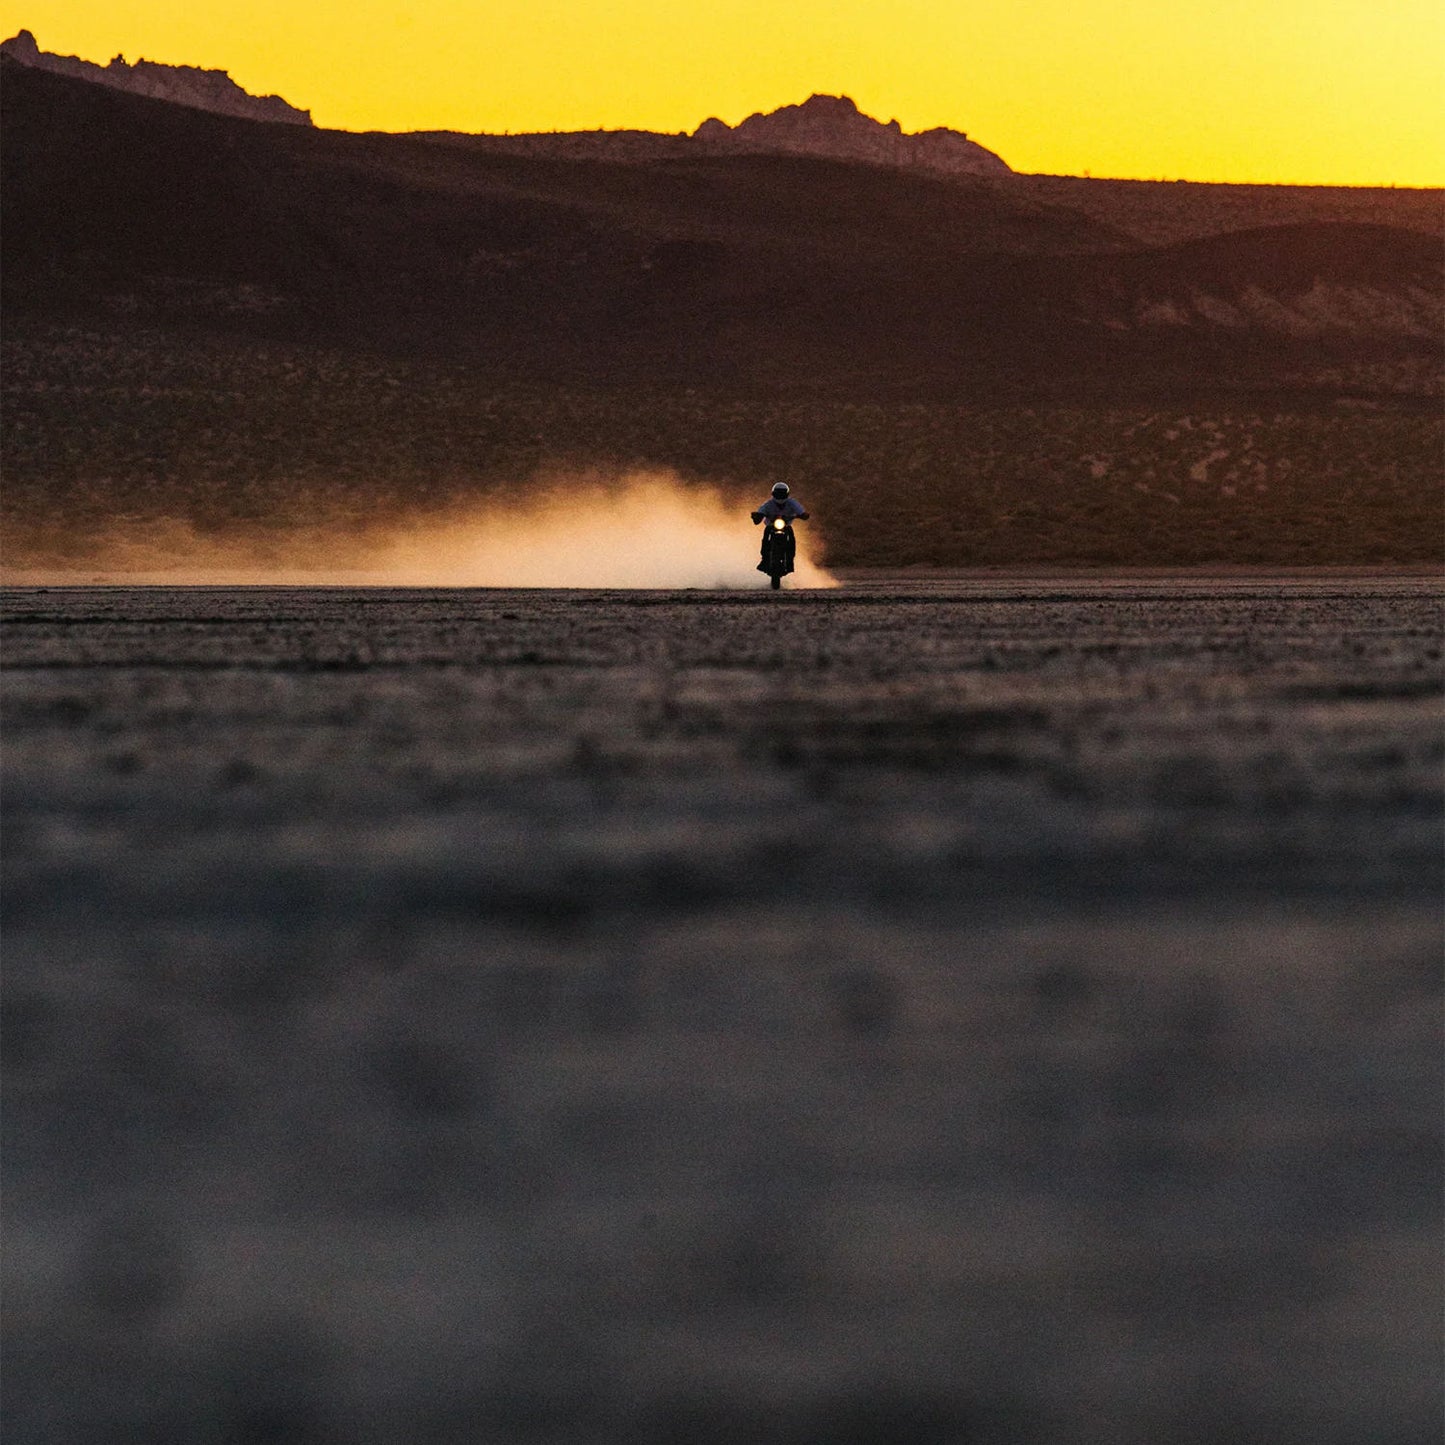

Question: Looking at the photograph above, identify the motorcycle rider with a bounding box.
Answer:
[751,482,809,572]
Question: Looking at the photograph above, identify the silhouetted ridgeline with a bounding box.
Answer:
[421,93,1010,177]
[0,29,312,125]
[3,55,1439,380]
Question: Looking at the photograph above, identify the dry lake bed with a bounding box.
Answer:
[2,576,1441,1444]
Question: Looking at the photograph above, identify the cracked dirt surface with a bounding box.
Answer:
[2,576,1440,1443]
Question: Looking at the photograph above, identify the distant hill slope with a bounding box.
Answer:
[0,29,311,125]
[1,56,1439,393]
[999,172,1445,246]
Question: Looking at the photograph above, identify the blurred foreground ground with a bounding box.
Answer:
[2,576,1441,1444]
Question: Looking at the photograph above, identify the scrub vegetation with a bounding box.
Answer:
[3,320,1440,571]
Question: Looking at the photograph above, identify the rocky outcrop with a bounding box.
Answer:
[425,94,1010,175]
[1,29,311,125]
[694,94,1010,175]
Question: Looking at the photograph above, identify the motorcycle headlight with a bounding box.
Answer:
[772,518,785,530]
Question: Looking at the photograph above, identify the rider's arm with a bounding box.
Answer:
[796,510,810,520]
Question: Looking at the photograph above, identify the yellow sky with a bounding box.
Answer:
[3,0,1442,185]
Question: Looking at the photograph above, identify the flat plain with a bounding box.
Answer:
[2,576,1441,1444]
[5,319,1442,573]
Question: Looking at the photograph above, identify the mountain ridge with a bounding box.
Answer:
[0,28,312,126]
[0,52,1439,394]
[423,92,1010,176]
[694,93,1009,174]
[2,31,1008,174]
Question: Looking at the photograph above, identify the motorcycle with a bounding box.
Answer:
[762,515,795,590]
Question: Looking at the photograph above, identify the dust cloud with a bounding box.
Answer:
[3,471,838,589]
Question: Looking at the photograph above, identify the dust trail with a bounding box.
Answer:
[1,471,838,588]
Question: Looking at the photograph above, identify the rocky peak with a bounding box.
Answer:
[694,93,1010,175]
[1,30,312,125]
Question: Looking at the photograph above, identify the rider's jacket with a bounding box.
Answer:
[753,497,808,522]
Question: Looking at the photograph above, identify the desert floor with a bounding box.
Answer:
[2,576,1440,1444]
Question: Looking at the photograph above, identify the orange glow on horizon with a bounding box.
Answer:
[2,0,1442,187]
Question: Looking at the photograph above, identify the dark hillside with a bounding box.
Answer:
[3,57,1438,392]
